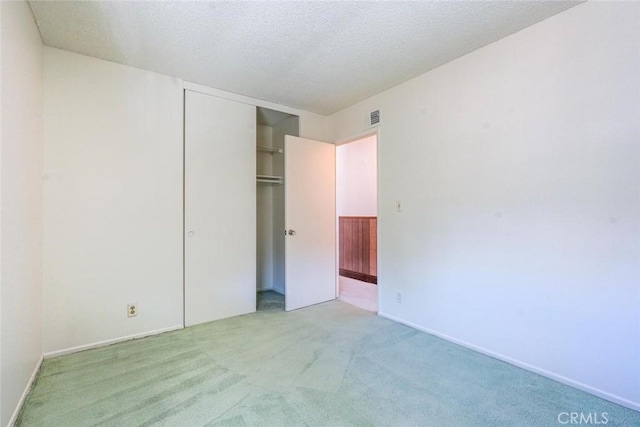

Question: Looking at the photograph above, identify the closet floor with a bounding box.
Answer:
[257,290,284,312]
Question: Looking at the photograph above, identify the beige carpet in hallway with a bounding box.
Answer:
[338,276,377,312]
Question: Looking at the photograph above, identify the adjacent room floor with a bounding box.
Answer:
[338,276,377,312]
[17,292,639,426]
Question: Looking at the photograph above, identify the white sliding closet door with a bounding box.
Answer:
[184,90,256,326]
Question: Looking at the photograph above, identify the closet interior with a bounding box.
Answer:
[256,107,299,300]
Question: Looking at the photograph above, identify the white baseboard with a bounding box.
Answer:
[377,312,640,412]
[43,325,184,359]
[8,354,43,427]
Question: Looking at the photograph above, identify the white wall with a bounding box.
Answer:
[0,2,44,425]
[43,48,184,354]
[331,2,640,410]
[337,135,377,217]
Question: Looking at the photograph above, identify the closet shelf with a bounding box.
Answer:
[257,146,283,154]
[257,175,283,185]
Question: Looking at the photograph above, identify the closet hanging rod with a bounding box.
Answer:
[257,146,283,154]
[256,174,283,185]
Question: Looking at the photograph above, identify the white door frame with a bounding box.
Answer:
[335,129,381,312]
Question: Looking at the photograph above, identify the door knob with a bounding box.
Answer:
[287,229,296,236]
[188,231,195,238]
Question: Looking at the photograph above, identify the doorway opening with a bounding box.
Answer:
[336,134,378,312]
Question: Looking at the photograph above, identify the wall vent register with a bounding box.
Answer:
[369,110,380,126]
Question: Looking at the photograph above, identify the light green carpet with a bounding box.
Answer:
[17,292,640,426]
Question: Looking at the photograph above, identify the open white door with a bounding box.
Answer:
[285,136,336,311]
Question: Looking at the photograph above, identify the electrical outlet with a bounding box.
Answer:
[127,303,138,317]
[396,291,402,304]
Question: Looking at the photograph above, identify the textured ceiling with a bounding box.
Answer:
[29,1,580,115]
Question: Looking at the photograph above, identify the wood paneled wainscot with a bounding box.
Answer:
[339,217,377,284]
